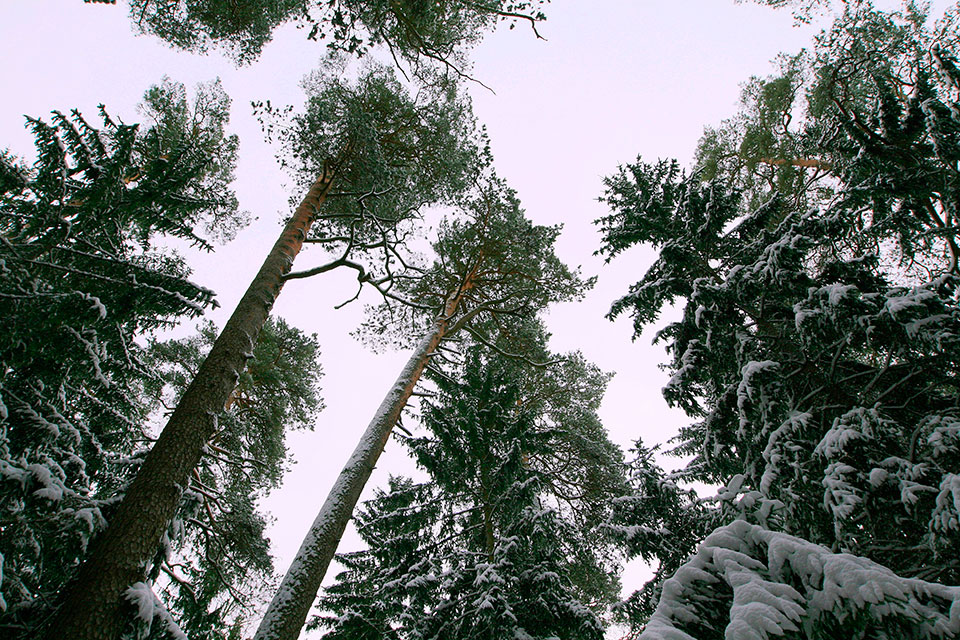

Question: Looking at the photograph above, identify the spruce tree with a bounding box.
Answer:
[598,2,960,635]
[0,78,242,634]
[314,335,624,640]
[604,442,714,625]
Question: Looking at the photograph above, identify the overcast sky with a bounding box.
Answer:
[2,0,940,635]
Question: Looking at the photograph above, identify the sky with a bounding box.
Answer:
[1,0,934,635]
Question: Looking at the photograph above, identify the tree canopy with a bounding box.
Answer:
[598,1,960,634]
[0,78,243,630]
[122,0,549,67]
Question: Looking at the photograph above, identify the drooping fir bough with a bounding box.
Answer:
[642,520,960,640]
[0,78,243,634]
[44,64,480,640]
[599,2,960,636]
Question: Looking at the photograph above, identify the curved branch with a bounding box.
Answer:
[462,325,564,368]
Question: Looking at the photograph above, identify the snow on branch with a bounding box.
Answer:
[125,581,188,640]
[640,520,960,640]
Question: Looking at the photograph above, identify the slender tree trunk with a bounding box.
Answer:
[43,169,337,640]
[254,274,477,640]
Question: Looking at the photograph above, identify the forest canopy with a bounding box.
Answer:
[1,0,959,639]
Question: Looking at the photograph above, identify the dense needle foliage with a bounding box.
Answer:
[598,2,960,635]
[123,0,549,67]
[258,61,482,298]
[137,318,323,639]
[314,336,625,639]
[0,79,242,630]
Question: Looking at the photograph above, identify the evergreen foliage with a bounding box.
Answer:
[314,336,625,639]
[605,442,715,624]
[43,61,484,640]
[598,1,960,634]
[354,171,593,353]
[123,0,548,67]
[642,520,960,640]
[0,79,242,631]
[259,61,482,297]
[255,171,597,640]
[132,318,322,639]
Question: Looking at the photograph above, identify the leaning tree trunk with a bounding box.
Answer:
[254,271,478,640]
[43,168,337,640]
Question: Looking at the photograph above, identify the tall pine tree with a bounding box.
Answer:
[45,63,480,640]
[255,173,595,640]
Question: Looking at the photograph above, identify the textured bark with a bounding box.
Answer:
[254,273,478,640]
[43,169,336,640]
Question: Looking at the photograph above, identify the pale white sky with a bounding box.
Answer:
[2,1,935,635]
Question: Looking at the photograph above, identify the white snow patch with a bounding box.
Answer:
[640,521,960,640]
[125,582,188,640]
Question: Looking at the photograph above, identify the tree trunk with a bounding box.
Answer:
[43,169,337,640]
[254,274,477,640]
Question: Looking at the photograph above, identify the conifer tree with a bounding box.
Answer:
[604,442,714,625]
[44,63,479,640]
[640,520,960,640]
[254,175,595,640]
[598,2,960,635]
[0,78,242,634]
[314,334,625,640]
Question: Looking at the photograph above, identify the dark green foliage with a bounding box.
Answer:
[126,0,307,64]
[355,173,594,353]
[256,63,482,299]
[0,79,242,632]
[598,1,960,632]
[639,519,959,640]
[747,0,827,23]
[124,0,548,66]
[137,79,244,244]
[282,63,479,224]
[605,442,715,624]
[253,162,598,640]
[314,336,624,639]
[135,318,323,638]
